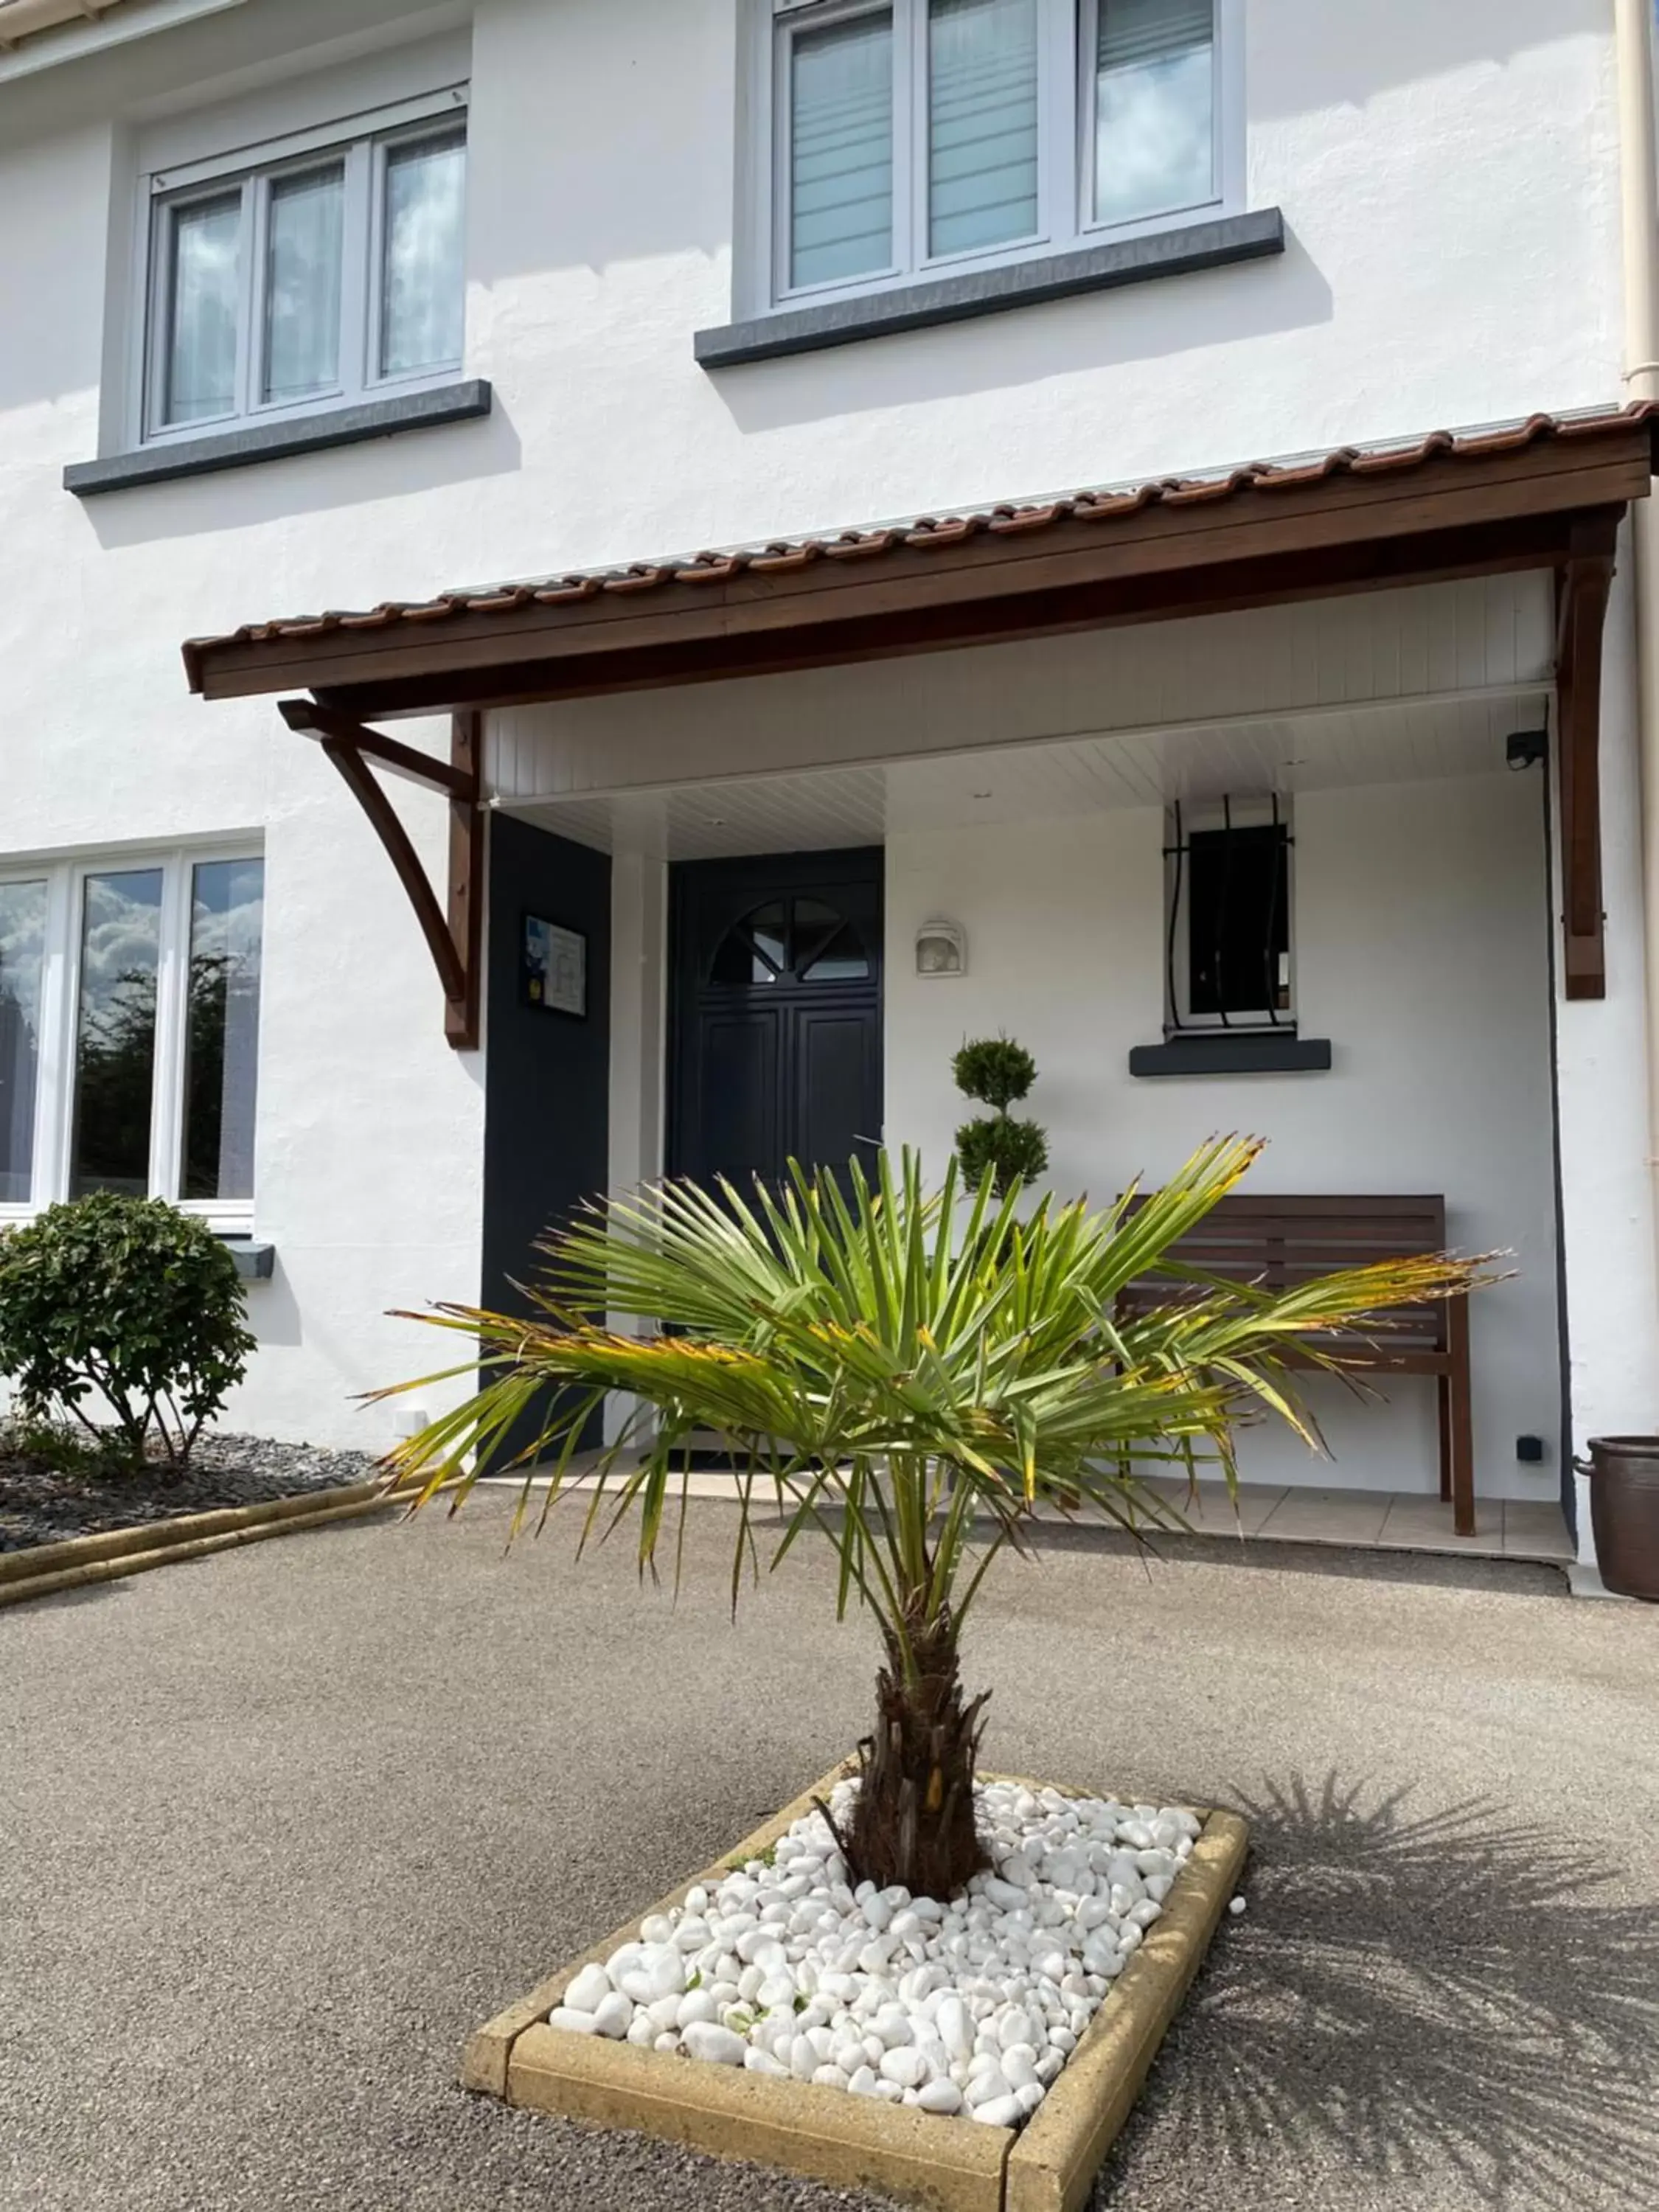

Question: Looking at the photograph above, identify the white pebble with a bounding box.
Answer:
[564,1964,613,2016]
[547,2006,599,2035]
[1229,1895,1248,1917]
[683,2022,746,2067]
[917,2079,964,2115]
[602,1780,1202,2128]
[878,2045,928,2090]
[970,2094,1024,2129]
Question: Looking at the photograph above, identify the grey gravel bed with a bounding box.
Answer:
[0,1430,384,1553]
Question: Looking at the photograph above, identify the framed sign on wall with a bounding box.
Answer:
[522,914,587,1018]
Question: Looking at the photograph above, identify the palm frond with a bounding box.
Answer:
[379,1142,1497,1647]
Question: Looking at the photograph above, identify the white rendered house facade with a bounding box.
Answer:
[3,0,1658,1565]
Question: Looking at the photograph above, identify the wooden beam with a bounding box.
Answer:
[1555,513,1620,1001]
[192,422,1658,705]
[303,709,483,1048]
[321,737,467,1006]
[308,511,1587,720]
[278,697,478,799]
[447,711,484,1051]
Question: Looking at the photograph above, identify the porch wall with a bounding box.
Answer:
[886,772,1561,1505]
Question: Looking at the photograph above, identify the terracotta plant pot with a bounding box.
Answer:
[1585,1436,1659,1601]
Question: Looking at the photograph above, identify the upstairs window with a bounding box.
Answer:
[1165,797,1294,1033]
[142,94,467,442]
[764,0,1233,307]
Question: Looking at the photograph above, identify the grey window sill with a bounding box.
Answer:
[1130,1032,1333,1079]
[63,379,493,498]
[695,209,1284,369]
[215,1236,276,1281]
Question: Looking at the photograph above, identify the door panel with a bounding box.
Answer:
[699,1009,781,1184]
[670,848,882,1195]
[793,1003,879,1189]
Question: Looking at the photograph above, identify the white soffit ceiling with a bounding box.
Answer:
[506,691,1548,862]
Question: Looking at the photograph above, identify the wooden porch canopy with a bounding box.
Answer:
[182,403,1659,1043]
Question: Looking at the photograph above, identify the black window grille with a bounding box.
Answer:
[1166,797,1293,1031]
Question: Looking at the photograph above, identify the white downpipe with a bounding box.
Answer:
[1615,0,1659,1264]
[0,0,127,43]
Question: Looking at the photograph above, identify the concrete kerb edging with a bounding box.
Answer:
[0,1476,421,1610]
[464,1759,1249,2212]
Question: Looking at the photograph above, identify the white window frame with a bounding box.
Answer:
[134,85,469,448]
[1164,795,1296,1036]
[755,0,1241,314]
[0,844,263,1230]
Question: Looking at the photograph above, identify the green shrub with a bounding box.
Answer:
[953,1034,1049,1196]
[956,1113,1050,1192]
[0,1194,255,1472]
[951,1037,1037,1113]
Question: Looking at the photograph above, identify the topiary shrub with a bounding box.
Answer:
[0,1194,256,1474]
[953,1035,1049,1196]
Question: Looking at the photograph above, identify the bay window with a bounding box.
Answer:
[143,92,467,442]
[765,0,1232,307]
[0,851,263,1222]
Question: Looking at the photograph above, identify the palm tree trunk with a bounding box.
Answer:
[841,1598,990,1898]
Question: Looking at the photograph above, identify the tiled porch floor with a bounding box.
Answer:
[1127,1479,1575,1562]
[538,1466,1575,1564]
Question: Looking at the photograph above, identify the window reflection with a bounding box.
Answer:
[790,10,895,289]
[0,880,46,1205]
[165,193,241,426]
[1094,0,1215,228]
[70,871,163,1199]
[382,132,467,376]
[263,164,345,403]
[184,860,264,1203]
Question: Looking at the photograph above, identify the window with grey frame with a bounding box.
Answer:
[145,103,467,442]
[0,855,264,1218]
[769,0,1225,303]
[1164,796,1295,1035]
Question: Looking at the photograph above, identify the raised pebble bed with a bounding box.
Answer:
[541,1775,1204,2131]
[0,1430,383,1554]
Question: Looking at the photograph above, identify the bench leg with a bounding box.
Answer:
[1447,1295,1475,1538]
[1437,1376,1453,1503]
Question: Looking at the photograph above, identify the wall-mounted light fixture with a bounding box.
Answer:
[916,919,966,977]
[1506,728,1548,772]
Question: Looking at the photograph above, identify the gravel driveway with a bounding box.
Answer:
[3,1489,1657,2212]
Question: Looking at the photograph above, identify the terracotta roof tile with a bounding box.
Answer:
[181,403,1659,690]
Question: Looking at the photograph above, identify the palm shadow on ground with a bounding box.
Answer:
[1096,1773,1659,2206]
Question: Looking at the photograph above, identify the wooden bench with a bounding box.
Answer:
[1119,1194,1475,1537]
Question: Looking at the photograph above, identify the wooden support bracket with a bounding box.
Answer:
[279,698,484,1049]
[1554,512,1619,1003]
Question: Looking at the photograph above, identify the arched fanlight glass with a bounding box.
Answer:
[709,894,872,987]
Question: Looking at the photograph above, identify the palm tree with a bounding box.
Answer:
[382,1136,1486,1898]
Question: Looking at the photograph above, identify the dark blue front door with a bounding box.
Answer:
[669,849,883,1199]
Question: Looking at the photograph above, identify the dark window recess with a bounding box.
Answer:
[1170,802,1292,1029]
